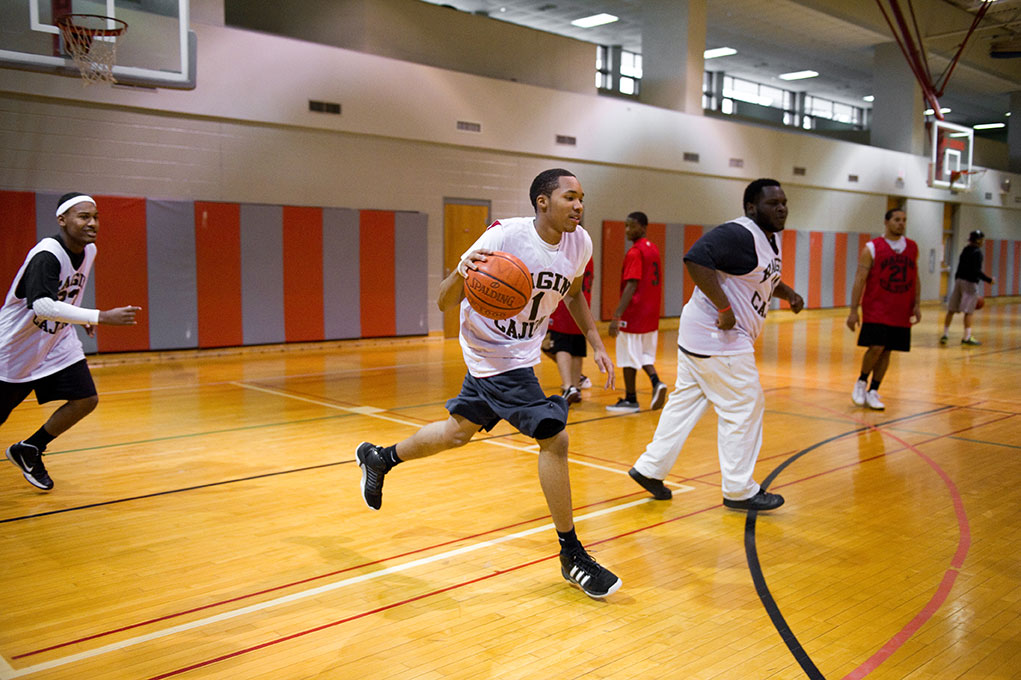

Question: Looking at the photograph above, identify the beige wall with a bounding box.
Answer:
[1,19,1018,333]
[223,0,596,96]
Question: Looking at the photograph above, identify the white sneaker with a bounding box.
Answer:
[852,380,867,406]
[865,390,885,410]
[578,375,592,389]
[650,382,668,410]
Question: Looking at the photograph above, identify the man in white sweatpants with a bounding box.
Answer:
[627,179,804,511]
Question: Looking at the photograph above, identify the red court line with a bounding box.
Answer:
[143,553,560,680]
[32,401,964,658]
[13,488,646,660]
[780,396,973,679]
[143,500,730,680]
[134,412,975,678]
[19,403,983,672]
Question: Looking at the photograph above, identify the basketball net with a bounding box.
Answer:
[56,15,128,85]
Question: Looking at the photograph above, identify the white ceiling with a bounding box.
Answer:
[420,0,1021,130]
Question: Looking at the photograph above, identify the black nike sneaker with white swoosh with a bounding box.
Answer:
[6,441,53,490]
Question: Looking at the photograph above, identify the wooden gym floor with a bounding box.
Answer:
[1,300,1019,680]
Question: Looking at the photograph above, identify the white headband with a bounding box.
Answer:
[56,195,96,217]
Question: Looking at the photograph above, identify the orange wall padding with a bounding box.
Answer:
[194,202,243,348]
[282,206,324,343]
[0,191,38,293]
[93,196,149,352]
[359,210,396,337]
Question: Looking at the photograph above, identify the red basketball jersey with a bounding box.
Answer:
[619,238,662,333]
[862,237,918,328]
[548,258,593,335]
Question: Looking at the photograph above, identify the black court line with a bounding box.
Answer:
[0,409,632,524]
[0,460,355,524]
[742,404,956,679]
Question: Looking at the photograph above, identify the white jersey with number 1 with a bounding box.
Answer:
[459,217,591,378]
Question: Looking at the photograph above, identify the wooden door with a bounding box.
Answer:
[443,201,490,338]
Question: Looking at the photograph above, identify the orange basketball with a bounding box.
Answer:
[976,296,985,310]
[463,251,532,320]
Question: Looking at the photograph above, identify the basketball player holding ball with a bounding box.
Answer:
[356,168,622,599]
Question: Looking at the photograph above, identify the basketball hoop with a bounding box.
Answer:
[55,14,128,85]
[947,168,987,194]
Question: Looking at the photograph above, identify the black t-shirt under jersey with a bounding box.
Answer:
[684,221,778,274]
[14,234,84,309]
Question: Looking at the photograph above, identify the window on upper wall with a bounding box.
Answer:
[619,50,642,95]
[596,45,642,97]
[602,52,868,133]
[804,95,865,128]
[595,45,611,90]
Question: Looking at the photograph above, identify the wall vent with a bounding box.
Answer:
[985,192,993,200]
[556,134,577,145]
[729,158,744,168]
[793,166,807,176]
[683,152,699,162]
[848,174,859,183]
[456,120,482,133]
[309,100,341,115]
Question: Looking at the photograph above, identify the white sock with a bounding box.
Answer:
[964,327,972,339]
[942,326,949,335]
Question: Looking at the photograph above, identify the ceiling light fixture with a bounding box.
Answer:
[570,13,619,28]
[923,107,952,115]
[704,47,737,59]
[973,122,1006,129]
[778,70,819,81]
[862,95,875,102]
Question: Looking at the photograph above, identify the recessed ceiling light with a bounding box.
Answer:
[862,95,875,102]
[571,13,619,28]
[974,122,1006,129]
[1006,112,1012,117]
[778,70,819,81]
[923,107,952,115]
[704,47,737,59]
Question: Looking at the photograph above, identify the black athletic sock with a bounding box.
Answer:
[648,373,661,387]
[858,372,869,382]
[25,426,55,453]
[382,445,403,470]
[557,528,583,555]
[625,392,638,402]
[869,379,881,391]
